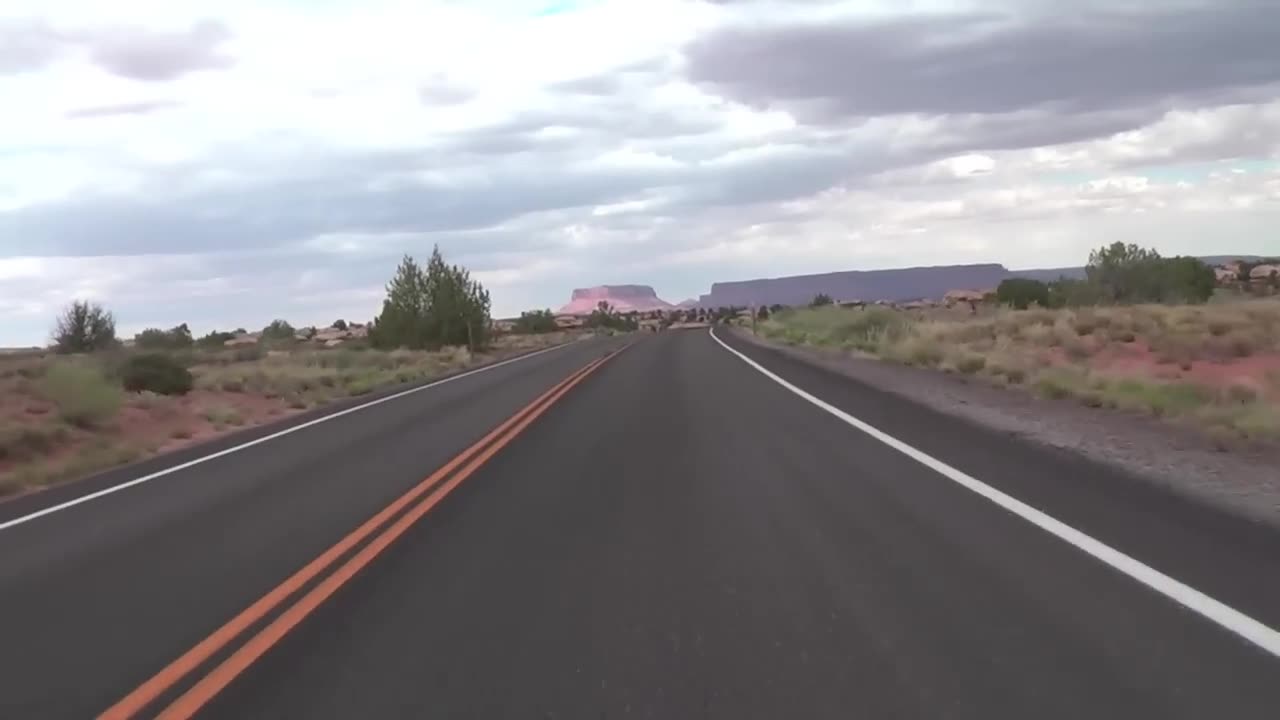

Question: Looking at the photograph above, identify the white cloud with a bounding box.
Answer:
[2,0,1279,346]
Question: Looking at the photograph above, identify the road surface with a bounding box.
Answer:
[0,329,1277,719]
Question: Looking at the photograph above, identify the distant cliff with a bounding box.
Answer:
[691,255,1253,307]
[697,264,1011,307]
[559,285,675,315]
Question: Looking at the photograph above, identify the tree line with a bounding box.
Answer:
[996,242,1220,310]
[47,245,493,355]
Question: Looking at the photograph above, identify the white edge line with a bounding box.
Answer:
[0,341,578,533]
[710,328,1280,659]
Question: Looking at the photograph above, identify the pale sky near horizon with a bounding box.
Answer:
[2,0,1279,345]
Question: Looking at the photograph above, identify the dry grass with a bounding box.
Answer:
[763,299,1280,444]
[0,331,572,496]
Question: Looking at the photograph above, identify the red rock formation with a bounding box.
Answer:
[558,285,675,315]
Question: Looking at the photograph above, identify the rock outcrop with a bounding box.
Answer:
[558,285,675,315]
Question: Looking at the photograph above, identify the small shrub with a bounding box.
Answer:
[1107,326,1137,343]
[1077,391,1106,408]
[1224,383,1260,405]
[1062,338,1093,361]
[1072,313,1101,337]
[1207,319,1233,337]
[220,378,246,393]
[170,427,194,440]
[951,352,986,374]
[1022,324,1055,346]
[120,353,194,396]
[896,339,944,367]
[1218,331,1258,358]
[1104,379,1213,418]
[41,363,122,428]
[1002,366,1028,384]
[232,345,265,363]
[0,424,69,463]
[1034,375,1075,400]
[1033,368,1092,401]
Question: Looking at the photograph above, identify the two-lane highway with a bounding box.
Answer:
[2,329,1278,718]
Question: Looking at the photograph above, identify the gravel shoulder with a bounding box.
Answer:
[732,328,1280,529]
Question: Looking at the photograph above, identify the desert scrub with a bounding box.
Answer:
[40,362,122,428]
[761,307,911,352]
[202,405,242,429]
[0,422,69,464]
[1097,378,1214,418]
[120,353,194,395]
[944,350,986,375]
[1032,368,1091,400]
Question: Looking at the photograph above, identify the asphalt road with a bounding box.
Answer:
[2,329,1278,719]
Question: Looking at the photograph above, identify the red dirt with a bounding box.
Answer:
[1,389,304,490]
[1082,341,1280,396]
[125,390,302,454]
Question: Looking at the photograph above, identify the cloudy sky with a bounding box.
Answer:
[2,0,1278,345]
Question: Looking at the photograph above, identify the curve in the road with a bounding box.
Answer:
[710,328,1280,659]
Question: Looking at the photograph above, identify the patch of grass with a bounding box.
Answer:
[1196,402,1280,442]
[1101,378,1214,418]
[1021,323,1055,346]
[170,427,195,440]
[1033,369,1090,400]
[1071,311,1105,337]
[1106,325,1137,343]
[1207,318,1234,337]
[890,338,943,367]
[1149,334,1202,366]
[761,307,913,353]
[40,362,122,428]
[1207,330,1261,359]
[202,405,240,427]
[947,351,986,375]
[0,423,70,464]
[1223,383,1260,405]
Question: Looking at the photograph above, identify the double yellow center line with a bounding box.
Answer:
[101,346,625,719]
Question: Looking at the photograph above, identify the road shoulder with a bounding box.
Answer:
[728,327,1280,529]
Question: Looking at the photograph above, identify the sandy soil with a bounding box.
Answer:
[733,328,1280,529]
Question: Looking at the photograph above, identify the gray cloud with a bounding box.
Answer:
[441,99,723,158]
[417,76,473,105]
[83,19,234,81]
[0,147,678,257]
[0,19,63,74]
[685,3,1280,129]
[65,99,181,119]
[0,18,235,80]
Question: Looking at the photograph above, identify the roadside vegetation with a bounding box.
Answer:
[0,246,573,497]
[759,244,1280,448]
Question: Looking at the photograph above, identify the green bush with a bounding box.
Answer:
[197,331,237,348]
[513,309,558,334]
[134,323,194,350]
[996,278,1050,310]
[41,363,122,427]
[262,319,297,341]
[120,353,195,396]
